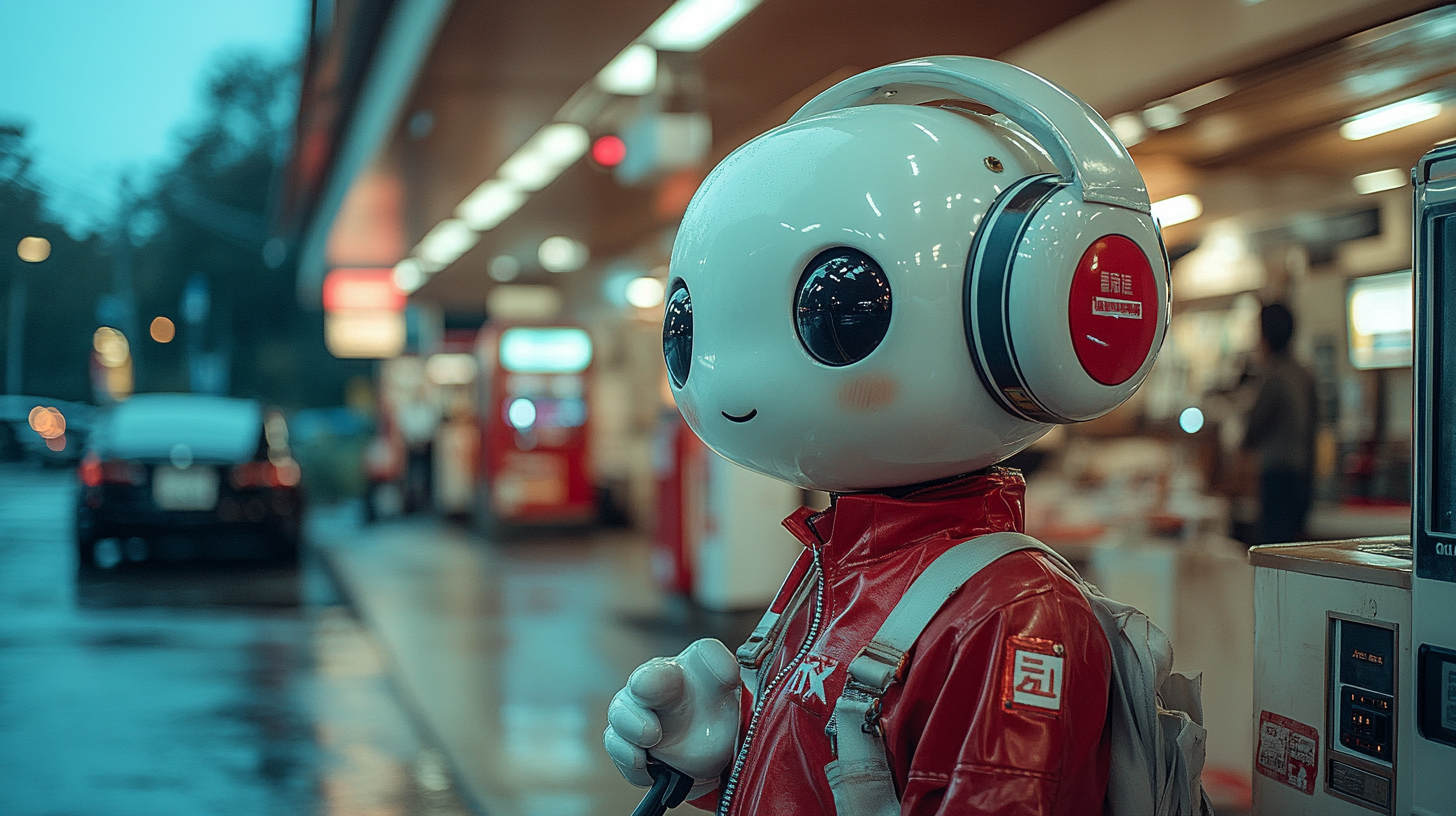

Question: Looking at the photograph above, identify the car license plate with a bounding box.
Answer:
[152,466,219,511]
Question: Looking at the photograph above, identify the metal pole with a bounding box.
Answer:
[111,236,137,387]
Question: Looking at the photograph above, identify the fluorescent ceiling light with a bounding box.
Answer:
[1167,78,1234,112]
[499,123,589,191]
[458,180,527,230]
[1341,94,1442,141]
[645,0,759,51]
[1353,168,1408,195]
[418,219,478,266]
[538,236,589,272]
[597,44,657,96]
[534,122,591,164]
[393,258,426,293]
[1151,193,1203,227]
[1142,102,1185,131]
[498,154,556,191]
[1108,113,1147,147]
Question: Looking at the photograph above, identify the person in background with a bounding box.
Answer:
[1243,302,1318,544]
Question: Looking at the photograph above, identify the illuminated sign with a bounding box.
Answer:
[325,310,406,359]
[323,268,406,313]
[1348,270,1412,370]
[499,327,593,373]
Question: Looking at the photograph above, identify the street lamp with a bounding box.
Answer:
[7,236,51,394]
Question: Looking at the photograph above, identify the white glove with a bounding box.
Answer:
[604,638,741,797]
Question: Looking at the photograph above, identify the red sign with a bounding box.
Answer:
[1066,235,1159,386]
[1256,710,1319,795]
[323,268,406,313]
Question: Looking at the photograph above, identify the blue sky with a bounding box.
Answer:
[0,0,307,233]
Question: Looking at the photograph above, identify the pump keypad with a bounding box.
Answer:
[1339,687,1394,760]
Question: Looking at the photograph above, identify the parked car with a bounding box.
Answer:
[74,394,303,569]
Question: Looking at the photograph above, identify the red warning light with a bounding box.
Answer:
[592,134,627,168]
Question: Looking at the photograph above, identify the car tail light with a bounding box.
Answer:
[80,453,146,486]
[231,459,301,489]
[79,454,102,487]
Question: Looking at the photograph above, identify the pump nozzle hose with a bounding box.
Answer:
[630,762,693,816]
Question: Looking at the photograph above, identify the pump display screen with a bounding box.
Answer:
[1444,663,1456,731]
[1340,619,1395,695]
[1418,644,1456,747]
[1431,215,1456,534]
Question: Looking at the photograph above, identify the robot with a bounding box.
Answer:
[605,56,1170,815]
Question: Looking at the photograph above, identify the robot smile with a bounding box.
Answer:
[722,409,758,423]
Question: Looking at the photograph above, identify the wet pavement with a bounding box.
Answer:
[0,461,755,816]
[312,504,759,816]
[0,463,474,816]
[0,461,1255,815]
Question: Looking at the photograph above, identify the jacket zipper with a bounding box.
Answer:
[718,547,826,816]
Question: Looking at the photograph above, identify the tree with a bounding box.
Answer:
[132,50,371,408]
[0,124,111,402]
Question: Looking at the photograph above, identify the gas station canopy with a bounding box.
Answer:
[276,0,1114,313]
[278,0,1447,321]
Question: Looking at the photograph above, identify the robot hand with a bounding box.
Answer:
[604,638,741,797]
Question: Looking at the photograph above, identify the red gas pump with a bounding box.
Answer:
[652,411,707,596]
[475,324,595,527]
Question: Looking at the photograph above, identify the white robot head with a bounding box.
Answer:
[665,57,1169,493]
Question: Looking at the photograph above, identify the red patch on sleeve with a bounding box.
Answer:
[1002,635,1065,716]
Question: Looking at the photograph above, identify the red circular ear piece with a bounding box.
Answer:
[1067,235,1159,386]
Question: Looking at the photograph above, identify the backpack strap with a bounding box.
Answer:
[825,531,1052,816]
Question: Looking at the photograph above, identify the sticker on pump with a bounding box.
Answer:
[1067,235,1160,386]
[1256,710,1319,795]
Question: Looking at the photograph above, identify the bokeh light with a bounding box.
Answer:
[488,255,521,282]
[27,406,66,439]
[17,236,50,263]
[150,316,176,343]
[1179,406,1205,434]
[537,236,588,273]
[507,398,537,429]
[591,134,627,167]
[625,276,666,308]
[93,327,131,367]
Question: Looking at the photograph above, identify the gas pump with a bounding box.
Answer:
[474,324,596,527]
[1409,142,1456,814]
[1249,144,1456,816]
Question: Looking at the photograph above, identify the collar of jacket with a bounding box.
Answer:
[781,468,1026,570]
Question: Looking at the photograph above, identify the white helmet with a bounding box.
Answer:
[665,56,1169,493]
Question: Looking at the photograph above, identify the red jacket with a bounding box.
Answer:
[696,468,1111,816]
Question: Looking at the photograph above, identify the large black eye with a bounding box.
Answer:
[663,280,693,387]
[794,247,892,366]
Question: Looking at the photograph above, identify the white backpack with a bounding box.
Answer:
[786,532,1214,816]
